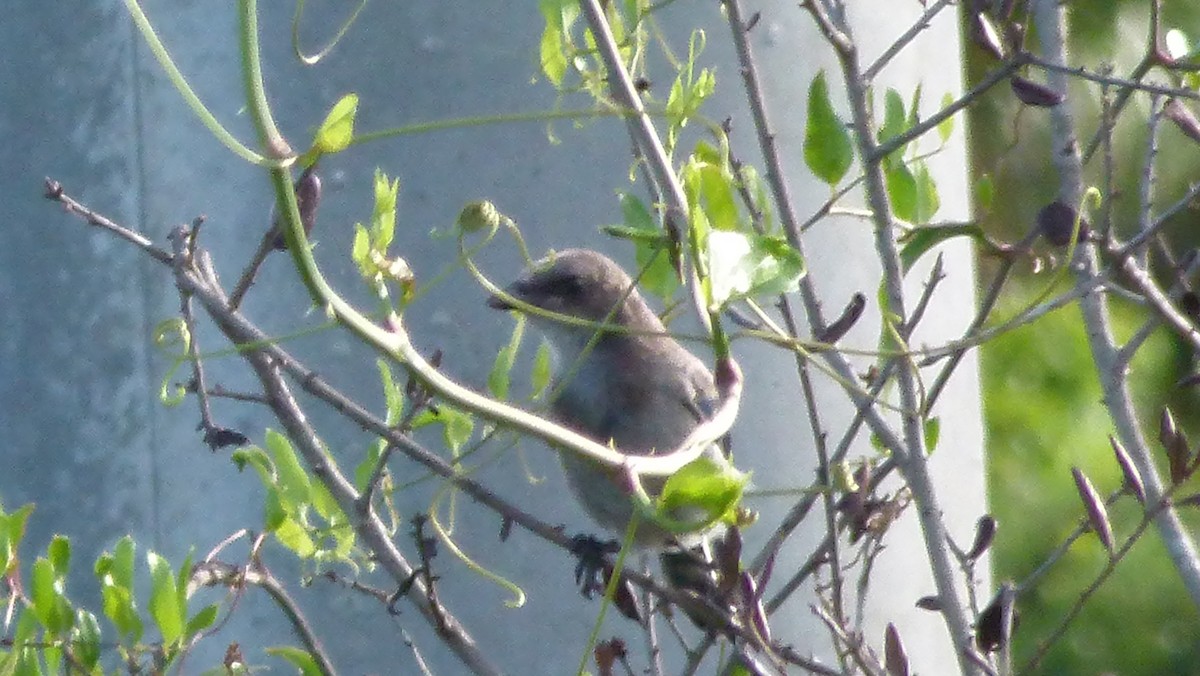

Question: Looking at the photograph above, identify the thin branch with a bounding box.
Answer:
[863,0,957,80]
[43,178,172,264]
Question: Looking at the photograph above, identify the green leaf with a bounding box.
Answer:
[274,518,317,559]
[691,142,739,231]
[30,557,57,628]
[614,192,677,299]
[924,417,941,454]
[0,504,34,577]
[658,457,748,527]
[351,223,370,273]
[264,486,288,532]
[489,318,523,400]
[937,92,955,143]
[113,536,135,589]
[877,88,907,154]
[665,32,715,128]
[439,406,475,453]
[44,642,64,675]
[540,22,568,87]
[265,430,312,512]
[907,83,923,131]
[175,552,193,628]
[266,646,323,676]
[185,604,219,639]
[101,581,143,641]
[912,162,940,223]
[310,479,343,525]
[231,446,275,489]
[707,231,805,307]
[355,440,387,491]
[377,359,405,426]
[72,609,103,670]
[314,93,358,154]
[148,551,183,644]
[899,223,987,274]
[885,161,917,223]
[370,171,400,253]
[804,71,853,185]
[48,535,69,577]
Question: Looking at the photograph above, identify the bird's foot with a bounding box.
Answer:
[569,534,619,598]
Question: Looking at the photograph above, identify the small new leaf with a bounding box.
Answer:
[658,457,748,528]
[314,93,358,154]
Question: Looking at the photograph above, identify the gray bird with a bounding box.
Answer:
[487,248,728,544]
[488,248,733,625]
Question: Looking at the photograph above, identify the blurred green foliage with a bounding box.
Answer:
[983,294,1200,673]
[969,2,1200,672]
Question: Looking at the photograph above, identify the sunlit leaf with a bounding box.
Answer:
[148,551,183,643]
[313,93,358,154]
[707,231,804,307]
[658,457,748,527]
[48,535,70,577]
[265,430,312,512]
[540,22,568,87]
[185,604,219,639]
[72,610,102,669]
[275,517,317,558]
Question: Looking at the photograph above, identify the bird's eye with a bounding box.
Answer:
[545,272,584,300]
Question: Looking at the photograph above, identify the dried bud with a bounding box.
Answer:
[965,515,997,560]
[1037,201,1090,247]
[1160,408,1193,484]
[976,584,1017,653]
[817,292,867,343]
[603,564,643,624]
[1109,435,1145,503]
[971,12,1007,61]
[915,595,943,611]
[1072,467,1114,554]
[1011,75,1065,107]
[885,623,909,676]
[271,164,322,251]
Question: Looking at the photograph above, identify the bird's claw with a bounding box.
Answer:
[569,534,619,598]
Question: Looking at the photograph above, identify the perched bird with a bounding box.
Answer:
[487,248,732,624]
[486,249,727,542]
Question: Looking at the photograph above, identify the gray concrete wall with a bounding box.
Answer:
[0,2,983,673]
